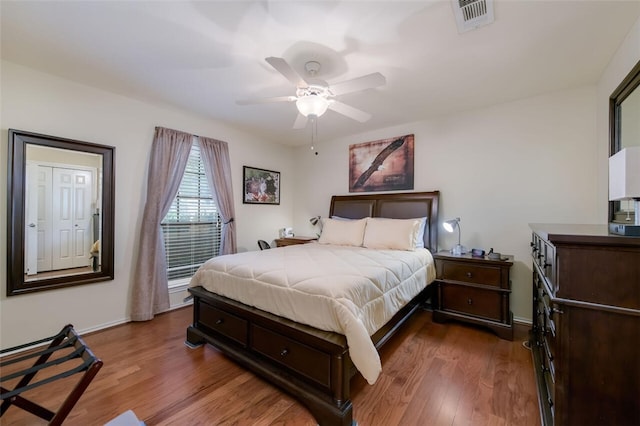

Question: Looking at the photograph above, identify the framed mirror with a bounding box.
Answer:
[7,129,115,296]
[609,60,640,223]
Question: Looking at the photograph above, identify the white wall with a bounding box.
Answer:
[292,86,600,324]
[0,61,293,349]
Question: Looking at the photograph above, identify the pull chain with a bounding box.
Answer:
[310,115,318,155]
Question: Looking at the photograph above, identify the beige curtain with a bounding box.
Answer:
[199,137,237,255]
[131,127,193,321]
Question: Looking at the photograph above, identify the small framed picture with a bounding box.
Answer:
[243,166,280,205]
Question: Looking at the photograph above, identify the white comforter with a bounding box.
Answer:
[189,243,436,384]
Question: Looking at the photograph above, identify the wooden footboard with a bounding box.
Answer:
[186,284,433,426]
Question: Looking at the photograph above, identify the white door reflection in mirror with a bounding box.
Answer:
[51,167,93,270]
[25,163,39,275]
[25,145,101,281]
[36,166,52,272]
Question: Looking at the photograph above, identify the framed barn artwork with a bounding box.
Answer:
[349,134,414,192]
[243,166,280,205]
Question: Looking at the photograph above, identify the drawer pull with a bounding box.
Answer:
[466,272,473,278]
[467,298,473,305]
[280,348,289,357]
[215,318,224,325]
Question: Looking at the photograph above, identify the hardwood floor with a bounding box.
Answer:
[1,306,540,426]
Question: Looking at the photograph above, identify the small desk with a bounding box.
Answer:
[274,236,317,247]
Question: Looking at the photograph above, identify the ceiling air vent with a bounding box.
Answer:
[452,0,494,33]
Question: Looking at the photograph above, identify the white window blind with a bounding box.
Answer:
[161,141,220,281]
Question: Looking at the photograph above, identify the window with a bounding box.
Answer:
[161,140,220,283]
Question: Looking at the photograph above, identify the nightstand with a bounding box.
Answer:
[274,236,317,247]
[432,251,514,340]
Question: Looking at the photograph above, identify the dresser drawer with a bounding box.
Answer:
[441,261,503,287]
[251,324,331,388]
[542,357,555,416]
[440,284,502,322]
[531,233,556,293]
[199,302,248,347]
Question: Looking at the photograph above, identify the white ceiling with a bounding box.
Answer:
[2,1,639,146]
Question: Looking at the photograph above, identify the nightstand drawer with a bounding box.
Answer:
[440,284,502,322]
[441,262,502,287]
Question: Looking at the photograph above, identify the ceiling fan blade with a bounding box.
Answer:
[293,113,308,129]
[266,57,308,88]
[328,101,372,122]
[236,96,296,105]
[330,72,386,96]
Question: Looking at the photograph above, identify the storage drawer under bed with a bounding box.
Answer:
[198,301,249,347]
[251,324,332,388]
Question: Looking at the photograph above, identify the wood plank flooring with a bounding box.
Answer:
[1,306,540,426]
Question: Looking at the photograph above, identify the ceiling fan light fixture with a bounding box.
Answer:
[296,95,329,118]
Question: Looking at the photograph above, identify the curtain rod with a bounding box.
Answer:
[154,126,200,138]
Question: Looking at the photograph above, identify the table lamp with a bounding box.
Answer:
[309,216,322,237]
[443,217,467,255]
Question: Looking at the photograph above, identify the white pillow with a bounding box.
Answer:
[362,217,423,251]
[318,218,367,246]
[415,217,427,249]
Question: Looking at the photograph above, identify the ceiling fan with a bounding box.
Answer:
[237,57,386,129]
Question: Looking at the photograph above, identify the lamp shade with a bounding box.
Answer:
[609,146,640,201]
[296,95,329,117]
[443,218,460,232]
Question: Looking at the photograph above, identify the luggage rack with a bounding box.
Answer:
[1,324,102,425]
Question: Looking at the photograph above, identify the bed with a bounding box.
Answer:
[186,191,440,425]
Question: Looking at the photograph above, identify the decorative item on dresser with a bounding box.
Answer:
[274,236,318,247]
[432,251,514,340]
[608,146,640,236]
[529,224,640,426]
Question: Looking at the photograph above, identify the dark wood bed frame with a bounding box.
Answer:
[186,191,440,425]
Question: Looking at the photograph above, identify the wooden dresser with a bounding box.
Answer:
[529,224,640,426]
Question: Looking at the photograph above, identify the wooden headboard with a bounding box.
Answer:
[329,191,440,251]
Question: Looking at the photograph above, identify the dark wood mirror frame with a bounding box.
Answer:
[7,129,115,296]
[609,60,640,222]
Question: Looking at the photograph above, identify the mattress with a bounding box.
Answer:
[189,243,436,384]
